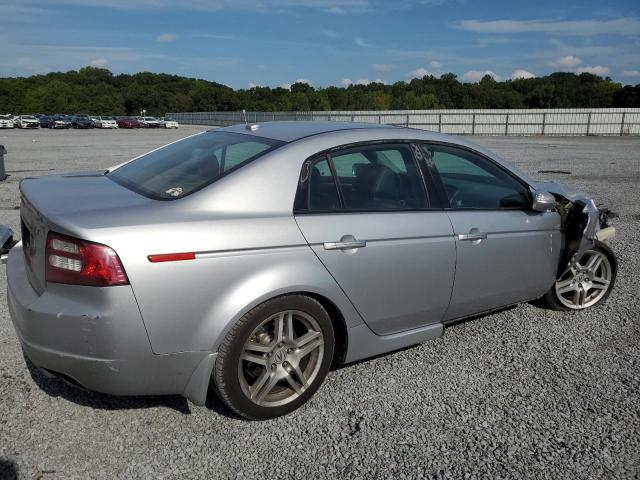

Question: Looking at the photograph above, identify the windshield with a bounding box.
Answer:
[108,131,285,200]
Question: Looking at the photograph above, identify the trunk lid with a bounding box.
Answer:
[19,171,152,294]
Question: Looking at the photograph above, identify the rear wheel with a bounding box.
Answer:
[541,242,616,311]
[214,295,334,420]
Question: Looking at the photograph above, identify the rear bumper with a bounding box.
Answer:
[6,243,213,403]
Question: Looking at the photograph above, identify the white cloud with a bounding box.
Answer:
[89,58,109,67]
[371,63,394,72]
[622,70,640,78]
[550,55,611,77]
[461,70,502,83]
[294,78,312,85]
[428,60,442,69]
[355,37,369,47]
[248,82,263,88]
[407,67,432,78]
[281,83,291,90]
[510,69,536,79]
[355,78,371,85]
[341,78,353,87]
[156,33,177,42]
[575,65,610,76]
[458,18,640,36]
[552,55,582,69]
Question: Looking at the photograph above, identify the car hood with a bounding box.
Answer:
[530,180,592,202]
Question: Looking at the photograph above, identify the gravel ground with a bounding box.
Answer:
[0,128,639,480]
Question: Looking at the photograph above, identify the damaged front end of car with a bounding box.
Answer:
[535,181,616,278]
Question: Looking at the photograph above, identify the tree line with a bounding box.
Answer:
[1,67,638,116]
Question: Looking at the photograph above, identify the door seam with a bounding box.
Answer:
[292,215,367,325]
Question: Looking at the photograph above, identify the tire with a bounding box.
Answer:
[214,295,334,420]
[540,241,617,311]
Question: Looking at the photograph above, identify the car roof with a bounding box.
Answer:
[216,121,391,143]
[216,121,536,185]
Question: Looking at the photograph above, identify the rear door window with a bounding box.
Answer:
[108,131,284,200]
[295,144,429,212]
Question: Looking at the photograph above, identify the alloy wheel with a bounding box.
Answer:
[238,310,325,407]
[555,249,613,309]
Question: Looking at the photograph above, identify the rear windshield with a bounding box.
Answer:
[108,131,284,200]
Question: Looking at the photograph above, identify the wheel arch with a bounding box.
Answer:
[300,292,349,365]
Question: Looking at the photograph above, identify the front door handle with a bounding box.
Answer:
[457,232,487,241]
[324,240,367,250]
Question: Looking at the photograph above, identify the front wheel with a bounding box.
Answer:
[213,295,334,420]
[541,242,617,311]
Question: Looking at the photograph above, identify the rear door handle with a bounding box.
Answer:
[324,240,367,250]
[457,233,487,241]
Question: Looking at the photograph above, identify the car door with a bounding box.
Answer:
[294,142,456,336]
[420,143,561,320]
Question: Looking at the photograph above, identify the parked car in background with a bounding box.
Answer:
[159,117,179,129]
[49,115,72,129]
[70,115,94,129]
[139,116,161,128]
[39,116,53,128]
[16,115,40,129]
[0,115,15,129]
[1,122,617,420]
[90,116,102,127]
[116,117,141,129]
[95,116,119,129]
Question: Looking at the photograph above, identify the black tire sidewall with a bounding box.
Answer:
[215,295,334,420]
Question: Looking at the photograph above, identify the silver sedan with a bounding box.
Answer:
[2,122,617,419]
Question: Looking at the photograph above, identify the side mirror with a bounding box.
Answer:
[532,191,557,212]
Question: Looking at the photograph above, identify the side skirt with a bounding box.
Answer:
[344,322,443,364]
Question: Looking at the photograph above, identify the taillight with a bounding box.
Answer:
[46,232,129,286]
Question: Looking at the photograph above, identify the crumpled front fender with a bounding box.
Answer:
[532,180,602,275]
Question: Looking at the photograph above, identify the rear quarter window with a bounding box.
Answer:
[108,131,284,200]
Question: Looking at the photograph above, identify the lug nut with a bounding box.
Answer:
[287,348,293,354]
[271,363,277,370]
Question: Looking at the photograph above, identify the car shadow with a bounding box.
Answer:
[334,304,520,370]
[23,354,240,418]
[0,458,18,480]
[24,356,191,414]
[21,304,520,419]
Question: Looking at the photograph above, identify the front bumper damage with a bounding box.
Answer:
[535,181,616,277]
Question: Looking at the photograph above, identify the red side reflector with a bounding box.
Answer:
[148,252,196,263]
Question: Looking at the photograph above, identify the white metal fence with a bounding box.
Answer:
[167,108,640,136]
